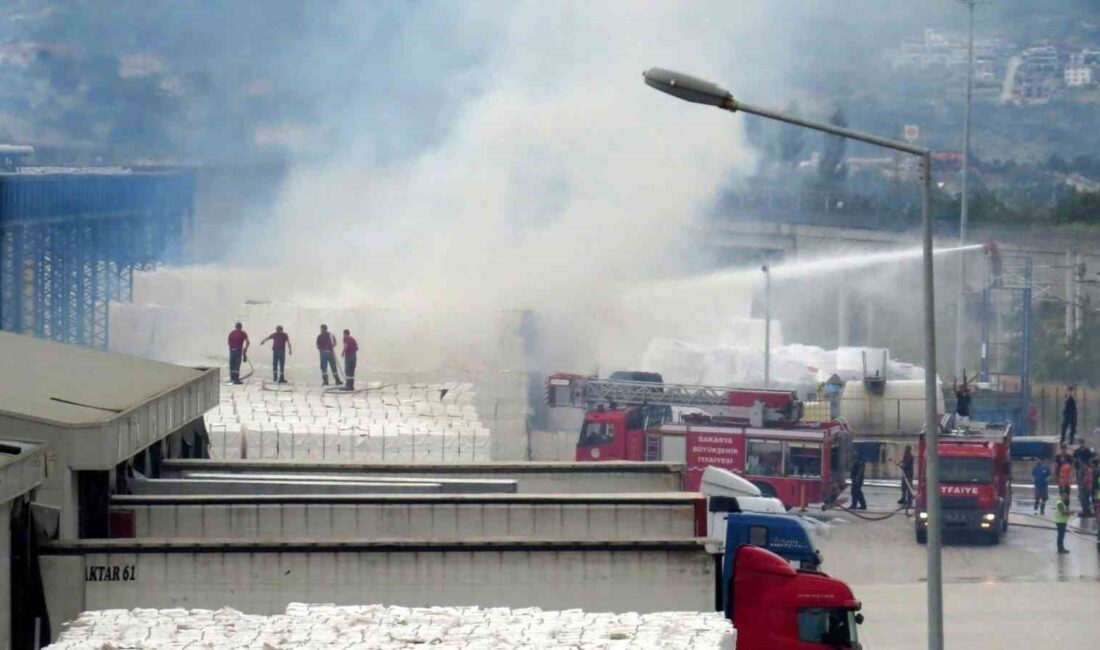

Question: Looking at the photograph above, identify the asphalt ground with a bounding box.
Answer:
[811,484,1100,649]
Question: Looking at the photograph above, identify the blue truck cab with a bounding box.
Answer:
[709,495,823,614]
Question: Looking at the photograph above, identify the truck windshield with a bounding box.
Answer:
[940,457,993,483]
[798,608,859,648]
[578,421,614,447]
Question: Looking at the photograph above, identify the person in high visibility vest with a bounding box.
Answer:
[1054,493,1071,554]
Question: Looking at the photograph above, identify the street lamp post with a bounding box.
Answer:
[643,67,944,650]
[762,264,771,387]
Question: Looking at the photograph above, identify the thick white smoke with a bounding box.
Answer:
[117,2,978,377]
[259,3,788,372]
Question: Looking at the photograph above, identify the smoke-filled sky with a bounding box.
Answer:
[7,1,1094,373]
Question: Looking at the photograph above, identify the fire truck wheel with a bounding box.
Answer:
[915,528,927,544]
[986,527,1002,545]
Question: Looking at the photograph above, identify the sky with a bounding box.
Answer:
[7,0,1094,373]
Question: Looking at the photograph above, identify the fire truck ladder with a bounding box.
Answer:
[579,379,789,408]
[643,431,662,461]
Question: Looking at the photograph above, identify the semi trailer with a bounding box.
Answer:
[38,497,859,650]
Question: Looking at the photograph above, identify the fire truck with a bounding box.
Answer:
[914,421,1013,545]
[547,372,853,509]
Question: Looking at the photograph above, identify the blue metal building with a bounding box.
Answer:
[0,168,192,348]
[977,250,1033,434]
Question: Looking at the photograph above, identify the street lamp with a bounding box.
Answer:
[762,264,771,387]
[643,67,944,650]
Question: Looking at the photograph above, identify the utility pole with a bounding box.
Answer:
[955,0,982,383]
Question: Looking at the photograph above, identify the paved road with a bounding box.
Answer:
[811,485,1100,649]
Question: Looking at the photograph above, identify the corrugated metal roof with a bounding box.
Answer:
[0,331,208,426]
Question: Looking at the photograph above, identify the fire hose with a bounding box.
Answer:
[1013,511,1099,539]
[824,473,916,522]
[240,350,254,381]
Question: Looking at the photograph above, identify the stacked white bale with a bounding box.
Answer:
[203,381,491,461]
[46,605,735,649]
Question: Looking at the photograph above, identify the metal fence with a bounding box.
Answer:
[1031,383,1100,440]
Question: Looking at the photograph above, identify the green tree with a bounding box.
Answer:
[1052,190,1100,224]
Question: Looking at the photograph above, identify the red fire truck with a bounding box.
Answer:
[547,373,853,509]
[914,422,1013,545]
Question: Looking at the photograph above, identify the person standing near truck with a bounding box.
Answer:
[897,446,914,507]
[954,380,973,425]
[849,455,867,511]
[1032,458,1051,515]
[1055,492,1072,554]
[1061,386,1078,445]
[1078,452,1095,518]
[1092,458,1100,523]
[1057,456,1073,499]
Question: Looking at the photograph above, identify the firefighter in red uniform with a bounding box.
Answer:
[260,325,292,383]
[342,329,359,391]
[316,324,341,386]
[226,322,250,384]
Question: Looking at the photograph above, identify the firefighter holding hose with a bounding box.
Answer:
[226,322,249,384]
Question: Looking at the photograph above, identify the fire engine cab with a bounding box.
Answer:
[547,372,853,510]
[915,420,1013,544]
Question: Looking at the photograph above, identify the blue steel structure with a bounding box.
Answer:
[0,169,193,348]
[978,252,1032,434]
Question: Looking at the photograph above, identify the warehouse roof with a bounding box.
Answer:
[0,332,211,426]
[0,439,47,504]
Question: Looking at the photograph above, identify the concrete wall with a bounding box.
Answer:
[530,430,581,461]
[40,540,715,636]
[114,495,700,541]
[162,460,686,494]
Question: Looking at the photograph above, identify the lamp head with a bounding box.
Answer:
[642,68,735,109]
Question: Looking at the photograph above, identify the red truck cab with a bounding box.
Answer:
[575,405,666,461]
[730,544,863,649]
[915,424,1013,544]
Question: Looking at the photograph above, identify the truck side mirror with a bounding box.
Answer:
[709,495,742,513]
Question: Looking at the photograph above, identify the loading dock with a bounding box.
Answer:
[39,538,715,633]
[0,333,219,539]
[162,459,685,493]
[110,492,702,541]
